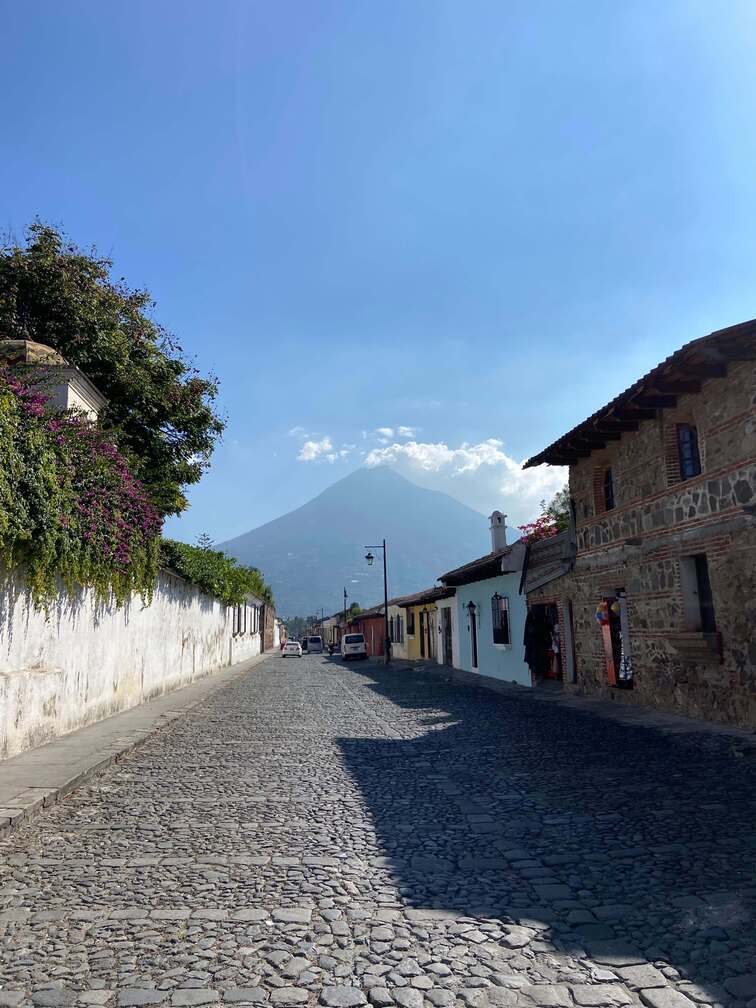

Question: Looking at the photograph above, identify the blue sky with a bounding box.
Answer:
[3,1,756,541]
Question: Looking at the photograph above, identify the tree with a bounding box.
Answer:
[0,223,225,515]
[518,485,571,543]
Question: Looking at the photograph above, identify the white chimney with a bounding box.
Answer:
[489,511,508,552]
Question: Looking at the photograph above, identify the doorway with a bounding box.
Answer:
[442,608,453,666]
[598,590,633,688]
[470,607,478,669]
[523,603,562,681]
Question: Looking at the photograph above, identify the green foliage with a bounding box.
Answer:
[544,485,571,531]
[347,602,362,618]
[160,539,274,607]
[0,223,225,516]
[518,486,571,543]
[0,375,160,607]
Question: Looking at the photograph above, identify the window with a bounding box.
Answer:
[407,609,415,635]
[677,424,701,480]
[491,594,511,645]
[603,468,615,511]
[680,553,717,633]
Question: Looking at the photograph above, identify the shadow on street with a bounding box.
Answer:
[337,662,756,999]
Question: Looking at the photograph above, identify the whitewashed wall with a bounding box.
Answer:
[0,568,262,760]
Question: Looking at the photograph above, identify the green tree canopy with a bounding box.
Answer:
[0,223,224,515]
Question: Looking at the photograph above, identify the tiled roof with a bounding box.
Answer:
[439,540,526,587]
[394,586,456,608]
[524,319,756,468]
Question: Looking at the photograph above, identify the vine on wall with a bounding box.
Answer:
[0,373,161,607]
[160,539,274,608]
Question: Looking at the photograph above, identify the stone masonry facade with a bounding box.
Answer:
[527,350,756,727]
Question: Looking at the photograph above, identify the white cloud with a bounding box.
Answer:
[375,427,394,438]
[397,426,418,438]
[287,425,308,438]
[298,437,354,464]
[364,438,566,528]
[298,436,334,461]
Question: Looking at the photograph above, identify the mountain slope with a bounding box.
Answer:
[218,467,491,617]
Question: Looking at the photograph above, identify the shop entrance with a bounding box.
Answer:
[596,590,633,689]
[524,603,562,681]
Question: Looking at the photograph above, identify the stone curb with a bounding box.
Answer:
[0,651,274,839]
[379,659,756,747]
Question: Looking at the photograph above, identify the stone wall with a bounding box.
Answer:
[528,361,756,727]
[0,568,264,759]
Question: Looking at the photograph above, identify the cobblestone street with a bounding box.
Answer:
[1,655,754,1008]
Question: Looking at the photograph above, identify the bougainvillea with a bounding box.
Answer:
[518,486,571,544]
[0,372,161,607]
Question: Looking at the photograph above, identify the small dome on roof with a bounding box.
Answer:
[0,339,69,366]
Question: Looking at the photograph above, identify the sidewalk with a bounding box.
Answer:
[0,650,272,836]
[371,656,756,751]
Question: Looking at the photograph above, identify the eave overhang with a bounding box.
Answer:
[524,319,756,469]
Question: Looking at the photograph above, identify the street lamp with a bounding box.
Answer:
[364,539,390,665]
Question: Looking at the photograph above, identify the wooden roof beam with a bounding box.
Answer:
[591,429,622,440]
[685,362,727,379]
[653,378,702,395]
[594,420,639,432]
[699,342,756,361]
[633,394,678,409]
[612,407,658,421]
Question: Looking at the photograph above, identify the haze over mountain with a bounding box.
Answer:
[219,467,492,617]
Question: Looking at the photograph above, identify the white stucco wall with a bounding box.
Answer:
[0,568,262,760]
[387,603,409,660]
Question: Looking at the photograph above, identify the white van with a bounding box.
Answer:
[341,633,368,660]
[306,635,324,654]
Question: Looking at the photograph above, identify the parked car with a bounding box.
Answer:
[282,640,303,657]
[306,635,324,654]
[341,632,368,660]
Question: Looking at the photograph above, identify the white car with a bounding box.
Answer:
[341,633,368,660]
[306,635,324,654]
[282,640,302,657]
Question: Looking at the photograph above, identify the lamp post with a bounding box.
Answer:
[364,539,390,665]
[343,587,348,637]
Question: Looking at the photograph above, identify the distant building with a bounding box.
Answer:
[523,319,756,726]
[0,339,108,421]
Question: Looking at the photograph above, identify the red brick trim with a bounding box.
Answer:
[575,455,756,533]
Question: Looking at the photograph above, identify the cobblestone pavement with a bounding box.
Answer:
[1,656,755,1008]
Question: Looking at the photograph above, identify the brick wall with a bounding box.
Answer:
[529,360,756,727]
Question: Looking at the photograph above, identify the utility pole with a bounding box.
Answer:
[343,587,348,640]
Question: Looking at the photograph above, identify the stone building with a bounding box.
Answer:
[523,319,756,727]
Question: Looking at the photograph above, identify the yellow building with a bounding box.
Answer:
[397,586,454,662]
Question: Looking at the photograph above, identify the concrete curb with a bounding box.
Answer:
[0,651,273,838]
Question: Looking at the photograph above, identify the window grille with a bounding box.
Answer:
[492,595,511,645]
